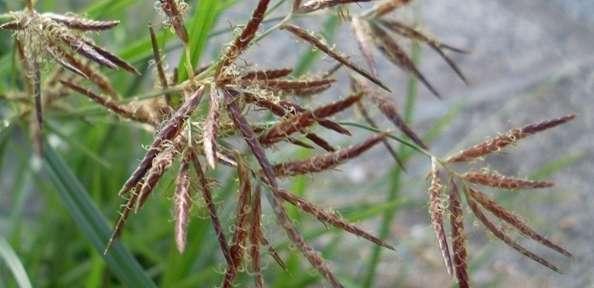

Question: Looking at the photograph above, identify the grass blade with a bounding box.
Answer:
[0,236,32,288]
[43,144,157,288]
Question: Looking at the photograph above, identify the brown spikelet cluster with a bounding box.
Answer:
[1,3,139,154]
[424,115,575,287]
[347,0,467,98]
[157,0,189,43]
[2,0,579,287]
[447,114,576,162]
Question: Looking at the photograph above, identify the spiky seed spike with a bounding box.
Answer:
[51,46,117,96]
[222,156,253,288]
[204,89,220,169]
[117,87,204,196]
[249,186,264,288]
[379,19,468,84]
[243,78,336,96]
[277,188,394,249]
[0,21,21,30]
[447,114,576,163]
[240,68,293,80]
[368,0,412,17]
[46,45,89,79]
[59,34,119,69]
[160,0,189,43]
[246,94,349,136]
[134,143,178,212]
[265,189,344,288]
[81,40,140,75]
[355,100,404,168]
[278,100,351,135]
[352,17,378,76]
[463,170,554,190]
[271,134,385,177]
[465,188,562,273]
[173,152,192,253]
[259,93,362,146]
[216,0,271,79]
[60,80,154,125]
[281,24,390,92]
[363,87,428,149]
[298,0,373,13]
[449,181,469,288]
[368,22,441,98]
[190,153,233,265]
[224,90,343,288]
[467,188,571,257]
[428,158,453,275]
[43,13,119,30]
[305,133,336,152]
[105,185,141,254]
[379,20,468,54]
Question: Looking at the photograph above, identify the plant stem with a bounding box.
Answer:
[362,16,423,287]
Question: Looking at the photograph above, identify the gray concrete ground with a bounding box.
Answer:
[221,1,594,287]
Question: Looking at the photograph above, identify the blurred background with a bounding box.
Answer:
[0,0,592,287]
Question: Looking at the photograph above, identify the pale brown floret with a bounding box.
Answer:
[355,101,404,167]
[379,19,468,84]
[462,170,554,190]
[203,88,220,169]
[159,0,189,43]
[352,78,427,149]
[467,188,571,257]
[225,90,343,288]
[276,188,394,250]
[368,0,412,18]
[134,138,181,212]
[281,23,390,92]
[259,93,362,146]
[216,0,271,79]
[190,153,233,265]
[221,157,253,288]
[249,186,264,288]
[368,22,440,98]
[241,78,336,96]
[447,114,576,162]
[117,87,204,196]
[449,181,469,288]
[271,134,385,177]
[240,68,293,81]
[174,152,192,253]
[43,12,119,30]
[60,80,155,125]
[352,17,378,76]
[465,188,562,273]
[427,159,453,275]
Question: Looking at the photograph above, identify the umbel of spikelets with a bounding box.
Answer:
[3,0,572,287]
[425,114,575,288]
[0,0,138,154]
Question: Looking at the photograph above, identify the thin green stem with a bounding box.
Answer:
[363,9,423,286]
[338,121,432,158]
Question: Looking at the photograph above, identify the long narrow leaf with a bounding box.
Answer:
[43,144,157,288]
[0,236,32,288]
